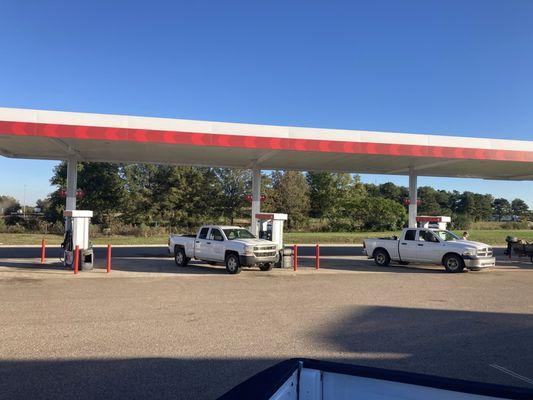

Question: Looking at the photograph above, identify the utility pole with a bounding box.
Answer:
[23,185,26,218]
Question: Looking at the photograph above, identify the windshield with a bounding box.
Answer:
[223,228,256,240]
[434,230,460,241]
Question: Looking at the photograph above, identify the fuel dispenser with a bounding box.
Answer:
[416,216,451,230]
[255,213,290,267]
[62,210,94,270]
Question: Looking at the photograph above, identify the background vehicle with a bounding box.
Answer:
[168,225,278,274]
[363,228,495,272]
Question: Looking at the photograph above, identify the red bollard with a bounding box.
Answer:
[106,244,112,273]
[315,244,320,270]
[40,239,46,264]
[293,244,298,271]
[74,245,79,274]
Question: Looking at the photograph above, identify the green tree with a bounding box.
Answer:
[306,172,337,218]
[214,168,251,224]
[456,192,492,221]
[148,166,222,230]
[492,198,511,221]
[0,195,21,215]
[328,174,366,230]
[49,161,127,226]
[121,164,160,225]
[511,198,529,218]
[266,171,310,229]
[379,182,407,203]
[0,195,22,227]
[417,186,442,215]
[350,196,407,231]
[307,172,365,222]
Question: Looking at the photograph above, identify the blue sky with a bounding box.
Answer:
[1,0,532,206]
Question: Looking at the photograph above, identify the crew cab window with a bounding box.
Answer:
[435,230,460,241]
[223,228,256,240]
[198,228,209,239]
[418,230,439,243]
[404,230,416,241]
[209,229,224,241]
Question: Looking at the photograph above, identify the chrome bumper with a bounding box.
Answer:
[239,254,277,266]
[464,256,496,269]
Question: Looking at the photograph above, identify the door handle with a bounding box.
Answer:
[196,241,200,243]
[206,242,211,245]
[401,243,407,245]
[418,244,424,247]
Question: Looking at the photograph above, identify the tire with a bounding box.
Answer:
[374,249,391,267]
[225,253,242,274]
[259,262,273,271]
[443,254,464,273]
[174,248,189,267]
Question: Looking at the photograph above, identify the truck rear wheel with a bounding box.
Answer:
[374,249,391,267]
[225,253,242,274]
[259,262,273,271]
[174,248,189,267]
[443,254,464,273]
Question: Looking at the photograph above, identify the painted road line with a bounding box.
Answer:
[490,364,533,385]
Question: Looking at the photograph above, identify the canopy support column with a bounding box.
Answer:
[408,166,417,228]
[251,168,261,236]
[66,158,77,211]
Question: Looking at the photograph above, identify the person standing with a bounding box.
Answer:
[462,231,469,240]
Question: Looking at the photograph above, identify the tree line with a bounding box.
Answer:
[1,162,531,233]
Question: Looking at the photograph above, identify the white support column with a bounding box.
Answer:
[251,168,261,236]
[408,166,417,228]
[66,158,77,211]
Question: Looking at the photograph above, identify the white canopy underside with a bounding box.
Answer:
[0,107,532,180]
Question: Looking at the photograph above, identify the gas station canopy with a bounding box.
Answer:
[0,107,532,180]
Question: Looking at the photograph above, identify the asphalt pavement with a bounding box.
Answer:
[0,245,532,399]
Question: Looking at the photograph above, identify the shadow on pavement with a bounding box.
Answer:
[313,306,533,388]
[0,357,279,400]
[1,307,532,399]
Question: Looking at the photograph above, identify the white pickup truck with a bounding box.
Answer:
[363,228,495,272]
[168,225,278,274]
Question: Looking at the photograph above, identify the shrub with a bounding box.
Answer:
[6,224,26,233]
[501,221,530,230]
[48,221,64,235]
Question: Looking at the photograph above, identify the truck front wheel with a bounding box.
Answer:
[443,254,464,273]
[374,249,391,267]
[225,253,242,274]
[174,248,190,267]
